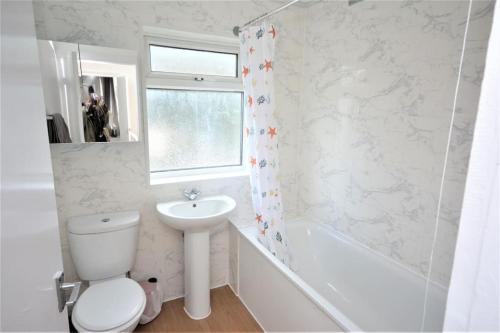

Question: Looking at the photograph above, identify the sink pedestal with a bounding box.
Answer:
[156,195,236,320]
[183,230,211,319]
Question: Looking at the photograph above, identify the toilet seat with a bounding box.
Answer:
[72,278,146,332]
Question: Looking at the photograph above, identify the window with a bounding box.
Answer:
[144,30,244,181]
[147,89,243,172]
[150,45,238,77]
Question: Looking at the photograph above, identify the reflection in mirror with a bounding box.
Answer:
[37,40,140,143]
[82,75,121,142]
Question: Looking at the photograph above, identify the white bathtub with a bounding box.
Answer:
[236,219,447,332]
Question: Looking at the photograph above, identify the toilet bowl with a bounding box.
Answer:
[72,278,146,333]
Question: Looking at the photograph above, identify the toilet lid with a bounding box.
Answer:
[73,278,146,331]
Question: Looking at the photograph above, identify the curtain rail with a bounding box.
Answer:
[233,0,300,36]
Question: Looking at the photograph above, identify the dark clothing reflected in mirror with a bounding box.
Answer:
[81,76,120,142]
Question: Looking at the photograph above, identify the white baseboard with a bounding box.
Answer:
[228,282,239,297]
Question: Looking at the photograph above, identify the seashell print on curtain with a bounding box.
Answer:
[239,22,290,266]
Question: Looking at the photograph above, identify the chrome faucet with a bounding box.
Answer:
[183,188,200,201]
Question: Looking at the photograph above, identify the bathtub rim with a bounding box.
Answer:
[236,223,361,332]
[288,217,449,292]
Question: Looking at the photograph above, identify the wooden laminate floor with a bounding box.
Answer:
[135,286,262,332]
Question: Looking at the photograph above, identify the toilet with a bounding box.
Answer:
[67,211,146,332]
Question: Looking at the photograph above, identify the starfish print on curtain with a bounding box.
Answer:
[239,22,290,265]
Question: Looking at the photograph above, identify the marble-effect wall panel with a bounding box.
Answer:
[228,223,240,293]
[34,0,303,300]
[429,0,494,287]
[297,0,493,286]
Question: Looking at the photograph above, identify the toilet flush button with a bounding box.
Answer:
[101,218,110,223]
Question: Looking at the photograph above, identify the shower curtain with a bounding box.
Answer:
[240,22,289,265]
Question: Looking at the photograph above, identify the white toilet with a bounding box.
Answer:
[67,211,146,332]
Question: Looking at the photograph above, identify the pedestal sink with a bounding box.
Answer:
[156,195,236,319]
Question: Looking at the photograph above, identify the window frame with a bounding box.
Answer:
[143,28,247,184]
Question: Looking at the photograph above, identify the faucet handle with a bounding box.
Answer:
[183,188,200,200]
[183,188,199,195]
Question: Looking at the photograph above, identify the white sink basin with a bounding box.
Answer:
[156,195,236,232]
[156,195,236,320]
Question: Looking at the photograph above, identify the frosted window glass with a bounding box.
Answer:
[150,45,238,77]
[147,89,243,172]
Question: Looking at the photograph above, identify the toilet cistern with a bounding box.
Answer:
[156,195,236,319]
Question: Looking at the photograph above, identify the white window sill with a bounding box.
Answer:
[150,168,249,186]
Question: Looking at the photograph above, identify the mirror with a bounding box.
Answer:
[37,40,140,143]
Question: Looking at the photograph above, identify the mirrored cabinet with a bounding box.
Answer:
[37,40,141,144]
